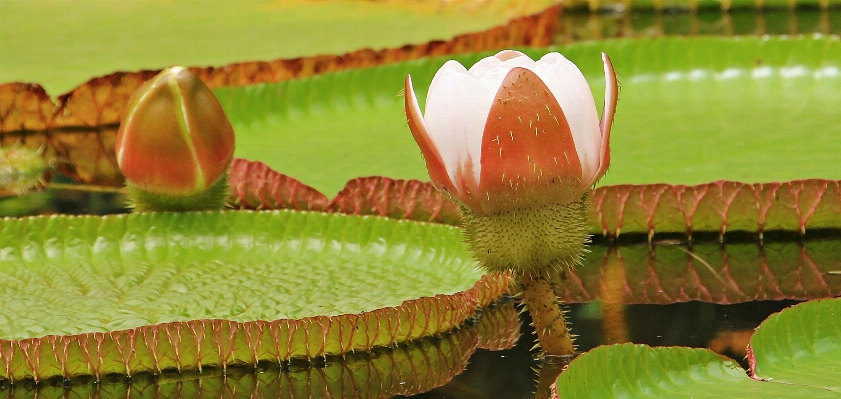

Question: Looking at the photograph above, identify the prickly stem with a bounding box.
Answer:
[519,270,575,357]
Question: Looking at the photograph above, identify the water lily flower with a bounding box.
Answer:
[116,66,235,211]
[404,50,618,216]
[404,50,620,357]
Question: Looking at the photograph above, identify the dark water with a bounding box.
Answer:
[405,300,797,399]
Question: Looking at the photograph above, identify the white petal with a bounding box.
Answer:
[469,52,534,85]
[423,71,495,192]
[537,52,566,64]
[427,60,468,109]
[533,56,601,183]
[493,49,529,61]
[498,53,536,70]
[467,55,504,75]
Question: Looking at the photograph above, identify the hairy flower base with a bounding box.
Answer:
[126,172,229,212]
[461,192,590,274]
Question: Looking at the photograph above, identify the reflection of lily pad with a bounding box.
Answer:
[0,210,514,381]
[553,298,841,398]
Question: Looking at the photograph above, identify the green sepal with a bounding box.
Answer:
[126,171,229,212]
[461,192,590,273]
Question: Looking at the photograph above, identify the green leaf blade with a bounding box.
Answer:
[0,210,515,380]
[555,343,839,398]
[750,298,841,392]
[556,298,841,398]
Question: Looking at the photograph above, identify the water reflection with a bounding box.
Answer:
[408,300,797,399]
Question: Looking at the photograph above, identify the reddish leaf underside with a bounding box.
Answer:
[328,176,463,224]
[0,302,519,396]
[228,158,330,211]
[0,6,559,135]
[0,5,559,188]
[232,167,841,239]
[228,166,841,305]
[475,299,521,351]
[591,180,841,239]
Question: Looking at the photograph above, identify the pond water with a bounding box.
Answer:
[0,295,796,398]
[2,5,839,399]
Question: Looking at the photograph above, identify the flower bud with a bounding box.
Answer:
[115,66,235,211]
[405,50,617,216]
[404,50,619,273]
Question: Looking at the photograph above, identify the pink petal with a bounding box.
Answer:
[533,53,602,185]
[404,75,457,195]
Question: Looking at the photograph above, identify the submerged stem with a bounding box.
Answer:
[520,270,575,357]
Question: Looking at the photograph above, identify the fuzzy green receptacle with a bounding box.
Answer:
[115,67,235,212]
[404,50,619,357]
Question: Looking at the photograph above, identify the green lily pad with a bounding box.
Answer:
[554,297,841,398]
[750,298,841,391]
[0,0,555,96]
[0,210,513,381]
[218,36,841,197]
[564,0,838,10]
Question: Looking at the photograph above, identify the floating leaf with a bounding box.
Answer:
[749,298,841,391]
[226,164,841,305]
[0,1,559,96]
[554,298,841,398]
[557,8,841,44]
[210,36,841,197]
[0,211,515,381]
[563,0,840,11]
[6,312,481,399]
[0,5,559,133]
[591,179,841,239]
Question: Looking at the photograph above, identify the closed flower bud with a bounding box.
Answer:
[405,50,618,273]
[115,66,235,211]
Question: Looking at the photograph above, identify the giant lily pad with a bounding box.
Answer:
[0,210,514,381]
[214,36,841,197]
[228,167,841,305]
[0,0,558,96]
[553,297,841,398]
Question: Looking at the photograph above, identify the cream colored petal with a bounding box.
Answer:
[493,49,529,61]
[467,54,504,75]
[427,60,469,109]
[423,71,495,194]
[469,51,535,87]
